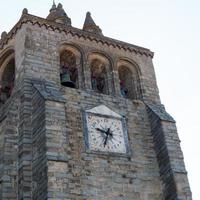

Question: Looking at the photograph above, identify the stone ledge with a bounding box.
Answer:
[46,155,71,162]
[32,79,66,103]
[145,102,175,123]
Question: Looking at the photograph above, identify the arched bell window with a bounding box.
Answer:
[60,50,78,88]
[0,50,15,105]
[90,58,109,94]
[118,60,141,100]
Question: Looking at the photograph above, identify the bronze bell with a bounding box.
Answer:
[60,73,75,88]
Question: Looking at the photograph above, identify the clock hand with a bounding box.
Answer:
[103,133,109,147]
[107,128,113,138]
[109,130,113,137]
[103,128,112,147]
[97,127,114,147]
[96,127,107,133]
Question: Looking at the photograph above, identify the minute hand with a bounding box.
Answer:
[103,128,112,147]
[103,134,109,147]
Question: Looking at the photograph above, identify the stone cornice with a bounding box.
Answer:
[0,13,154,58]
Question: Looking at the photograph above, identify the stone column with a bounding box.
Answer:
[106,64,115,95]
[84,61,92,90]
[113,69,121,96]
[76,60,84,89]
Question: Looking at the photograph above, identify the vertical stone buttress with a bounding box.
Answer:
[31,80,69,199]
[146,103,192,200]
[32,83,46,199]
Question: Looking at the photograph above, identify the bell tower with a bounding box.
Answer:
[0,2,192,200]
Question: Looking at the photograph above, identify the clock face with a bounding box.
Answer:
[85,113,128,154]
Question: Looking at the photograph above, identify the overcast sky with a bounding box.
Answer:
[0,0,199,199]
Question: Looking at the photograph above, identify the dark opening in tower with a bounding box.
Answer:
[60,50,78,88]
[118,62,141,100]
[0,57,15,105]
[90,59,108,94]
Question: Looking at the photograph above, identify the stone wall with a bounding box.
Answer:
[18,79,33,199]
[18,80,164,200]
[60,87,163,199]
[45,100,69,199]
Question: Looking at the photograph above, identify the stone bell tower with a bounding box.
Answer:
[0,2,192,200]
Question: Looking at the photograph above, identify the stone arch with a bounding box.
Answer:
[58,44,83,89]
[117,57,142,75]
[89,51,114,71]
[88,52,113,95]
[117,59,142,100]
[0,48,15,105]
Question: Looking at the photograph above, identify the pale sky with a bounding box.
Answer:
[0,0,199,199]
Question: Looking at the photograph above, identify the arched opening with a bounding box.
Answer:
[60,50,78,88]
[90,58,108,94]
[0,56,15,105]
[118,61,141,100]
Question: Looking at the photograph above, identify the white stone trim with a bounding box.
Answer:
[86,104,121,118]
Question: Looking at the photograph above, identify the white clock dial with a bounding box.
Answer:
[86,114,127,154]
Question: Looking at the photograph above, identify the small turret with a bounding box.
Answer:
[83,12,103,35]
[1,31,8,40]
[22,8,28,15]
[47,2,71,26]
[50,0,56,12]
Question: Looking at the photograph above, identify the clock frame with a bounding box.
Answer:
[83,105,130,155]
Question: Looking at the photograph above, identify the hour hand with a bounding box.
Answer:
[96,128,106,133]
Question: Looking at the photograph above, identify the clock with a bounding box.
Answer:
[84,105,129,154]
